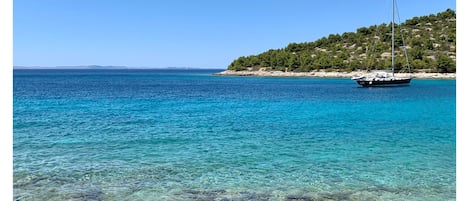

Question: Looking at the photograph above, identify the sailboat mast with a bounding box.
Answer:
[392,0,395,76]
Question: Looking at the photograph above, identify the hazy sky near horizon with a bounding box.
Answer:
[14,0,456,68]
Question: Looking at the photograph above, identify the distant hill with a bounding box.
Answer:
[227,9,456,73]
[13,65,216,70]
[13,65,129,69]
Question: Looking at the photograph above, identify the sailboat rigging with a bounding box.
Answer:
[352,0,412,87]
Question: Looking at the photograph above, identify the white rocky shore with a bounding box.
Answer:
[214,70,456,79]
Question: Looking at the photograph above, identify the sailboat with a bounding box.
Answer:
[352,0,412,87]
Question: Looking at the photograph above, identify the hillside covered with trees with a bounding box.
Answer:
[227,9,456,73]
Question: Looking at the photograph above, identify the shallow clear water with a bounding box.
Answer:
[13,69,456,200]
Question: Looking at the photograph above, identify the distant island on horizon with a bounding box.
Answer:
[13,65,224,70]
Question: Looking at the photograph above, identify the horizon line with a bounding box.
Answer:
[13,65,226,70]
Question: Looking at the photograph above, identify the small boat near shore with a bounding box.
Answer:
[352,0,412,87]
[352,70,412,87]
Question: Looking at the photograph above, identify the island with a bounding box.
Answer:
[217,9,456,79]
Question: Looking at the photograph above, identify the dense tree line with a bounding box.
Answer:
[228,9,456,73]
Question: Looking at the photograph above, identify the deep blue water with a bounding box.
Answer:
[13,69,456,200]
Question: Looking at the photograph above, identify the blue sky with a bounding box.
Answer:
[14,0,456,69]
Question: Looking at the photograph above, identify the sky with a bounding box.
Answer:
[13,0,457,68]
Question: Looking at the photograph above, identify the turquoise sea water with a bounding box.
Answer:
[14,69,455,201]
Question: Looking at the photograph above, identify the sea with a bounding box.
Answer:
[13,69,456,201]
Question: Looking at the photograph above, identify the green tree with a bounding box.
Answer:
[409,46,424,60]
[436,55,456,73]
[411,59,426,70]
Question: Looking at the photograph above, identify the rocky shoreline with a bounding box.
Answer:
[214,70,456,79]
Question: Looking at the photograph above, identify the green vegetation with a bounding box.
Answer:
[228,9,456,73]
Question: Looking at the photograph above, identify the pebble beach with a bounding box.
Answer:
[215,70,456,79]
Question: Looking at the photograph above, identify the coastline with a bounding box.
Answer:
[214,70,456,79]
